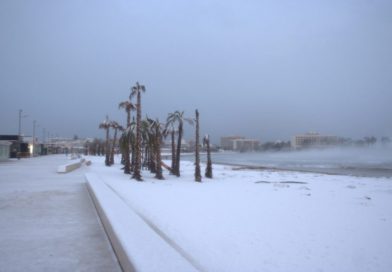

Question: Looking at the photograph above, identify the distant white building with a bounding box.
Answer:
[45,137,91,154]
[232,138,260,152]
[291,133,338,149]
[220,136,244,150]
[220,136,260,151]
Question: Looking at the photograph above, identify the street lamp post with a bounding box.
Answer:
[32,120,39,156]
[17,109,27,158]
[41,128,47,156]
[18,109,22,140]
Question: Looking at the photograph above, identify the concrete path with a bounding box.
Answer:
[0,155,122,272]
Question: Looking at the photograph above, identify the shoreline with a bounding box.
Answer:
[160,153,392,178]
[203,161,392,178]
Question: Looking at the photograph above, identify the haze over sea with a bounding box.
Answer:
[185,146,392,178]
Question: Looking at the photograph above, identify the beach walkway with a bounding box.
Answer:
[0,155,121,272]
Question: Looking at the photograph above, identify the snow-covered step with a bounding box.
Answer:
[86,173,199,272]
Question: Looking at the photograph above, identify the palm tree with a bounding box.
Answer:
[119,130,129,167]
[141,119,153,171]
[99,115,111,166]
[155,120,164,180]
[128,119,137,173]
[109,121,123,165]
[204,134,213,178]
[149,118,164,180]
[163,123,177,175]
[130,82,146,181]
[166,111,192,177]
[194,109,201,182]
[118,101,135,128]
[119,100,135,174]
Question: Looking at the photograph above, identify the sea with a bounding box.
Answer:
[182,146,392,178]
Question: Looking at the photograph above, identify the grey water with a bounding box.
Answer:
[187,146,392,178]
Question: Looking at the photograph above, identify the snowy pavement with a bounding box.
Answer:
[0,155,121,272]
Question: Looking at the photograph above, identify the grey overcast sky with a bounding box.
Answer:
[0,0,391,144]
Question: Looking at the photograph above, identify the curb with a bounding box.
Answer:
[86,175,136,272]
[85,173,198,272]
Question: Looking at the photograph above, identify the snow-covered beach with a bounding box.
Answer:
[86,155,392,272]
[2,0,391,271]
[1,154,391,271]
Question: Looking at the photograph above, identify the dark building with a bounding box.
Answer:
[0,135,28,158]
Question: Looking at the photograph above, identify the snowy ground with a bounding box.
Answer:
[0,156,121,272]
[87,155,392,272]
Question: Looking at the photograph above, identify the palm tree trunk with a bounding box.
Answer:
[175,123,183,177]
[127,110,130,129]
[124,109,131,174]
[143,144,148,169]
[121,147,125,165]
[149,147,156,173]
[105,128,110,166]
[195,110,201,182]
[131,139,136,173]
[124,140,131,173]
[146,140,155,173]
[205,138,213,178]
[170,130,176,174]
[133,92,142,181]
[110,127,118,165]
[155,125,164,180]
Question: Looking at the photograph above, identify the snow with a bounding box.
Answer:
[86,173,198,272]
[1,154,390,271]
[85,155,392,272]
[57,157,84,173]
[0,155,121,272]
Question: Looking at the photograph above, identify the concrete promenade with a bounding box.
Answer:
[0,155,122,272]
